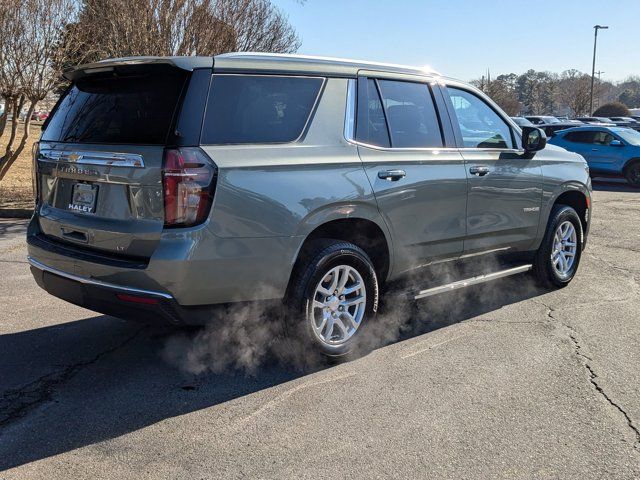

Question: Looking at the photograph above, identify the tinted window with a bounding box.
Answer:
[356,79,390,147]
[564,131,597,144]
[202,75,323,144]
[447,88,514,149]
[377,80,442,148]
[43,69,187,144]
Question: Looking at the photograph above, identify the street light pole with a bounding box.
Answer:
[590,25,608,114]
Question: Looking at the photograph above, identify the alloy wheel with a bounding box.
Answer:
[310,265,367,346]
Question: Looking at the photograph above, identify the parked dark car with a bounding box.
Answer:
[511,117,535,127]
[525,115,562,125]
[538,123,579,138]
[608,117,640,131]
[575,116,616,126]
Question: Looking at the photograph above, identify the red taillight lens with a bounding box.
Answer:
[116,293,159,305]
[162,148,217,227]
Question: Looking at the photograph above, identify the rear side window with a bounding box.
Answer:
[564,131,596,144]
[201,75,323,144]
[356,79,390,148]
[447,87,514,149]
[377,80,443,148]
[42,69,188,144]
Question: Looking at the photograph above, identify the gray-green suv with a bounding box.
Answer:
[27,53,592,356]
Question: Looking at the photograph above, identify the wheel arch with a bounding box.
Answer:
[545,183,591,249]
[290,215,393,290]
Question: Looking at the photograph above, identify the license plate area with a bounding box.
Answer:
[69,183,98,214]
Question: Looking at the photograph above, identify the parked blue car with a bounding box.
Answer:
[548,126,640,187]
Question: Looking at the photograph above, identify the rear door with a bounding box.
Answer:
[35,63,206,258]
[354,74,468,274]
[443,85,543,254]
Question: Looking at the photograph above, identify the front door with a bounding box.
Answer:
[354,76,468,274]
[585,130,627,173]
[443,86,543,254]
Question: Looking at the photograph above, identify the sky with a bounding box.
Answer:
[270,0,639,83]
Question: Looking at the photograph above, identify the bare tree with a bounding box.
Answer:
[0,0,79,181]
[556,69,592,116]
[0,0,24,140]
[63,0,300,66]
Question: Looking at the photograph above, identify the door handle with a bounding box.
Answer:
[591,148,599,151]
[469,165,490,177]
[378,169,406,181]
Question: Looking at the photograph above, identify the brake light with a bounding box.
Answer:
[162,148,217,227]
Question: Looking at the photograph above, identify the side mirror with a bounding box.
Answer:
[609,139,623,147]
[522,126,547,153]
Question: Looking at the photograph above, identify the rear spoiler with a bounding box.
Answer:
[64,56,214,82]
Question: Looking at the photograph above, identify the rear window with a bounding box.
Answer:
[377,80,443,148]
[42,69,187,144]
[201,75,323,144]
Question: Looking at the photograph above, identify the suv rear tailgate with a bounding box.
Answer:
[34,61,207,259]
[36,143,165,258]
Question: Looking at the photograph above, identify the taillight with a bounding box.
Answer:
[162,147,217,227]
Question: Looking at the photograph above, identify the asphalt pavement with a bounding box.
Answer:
[0,180,639,479]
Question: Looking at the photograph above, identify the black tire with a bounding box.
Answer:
[532,205,583,289]
[286,239,379,357]
[624,160,640,188]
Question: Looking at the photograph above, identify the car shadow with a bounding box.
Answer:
[591,177,638,192]
[0,274,545,471]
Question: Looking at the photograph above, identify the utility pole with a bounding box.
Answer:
[590,25,608,114]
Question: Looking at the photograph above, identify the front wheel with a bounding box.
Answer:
[624,160,640,188]
[532,205,583,289]
[286,240,379,357]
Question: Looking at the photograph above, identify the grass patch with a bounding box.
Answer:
[0,121,38,212]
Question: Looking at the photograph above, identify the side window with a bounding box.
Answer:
[447,87,514,149]
[565,131,596,144]
[201,75,323,144]
[594,131,615,145]
[356,79,390,147]
[377,80,443,148]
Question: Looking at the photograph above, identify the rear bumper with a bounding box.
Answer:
[26,215,301,306]
[29,256,186,324]
[28,256,260,325]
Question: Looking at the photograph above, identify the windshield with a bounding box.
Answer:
[614,128,640,146]
[542,116,560,124]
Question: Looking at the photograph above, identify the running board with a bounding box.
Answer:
[413,264,532,300]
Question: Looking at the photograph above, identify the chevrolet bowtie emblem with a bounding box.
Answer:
[67,153,83,162]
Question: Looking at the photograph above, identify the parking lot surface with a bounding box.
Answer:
[0,181,639,479]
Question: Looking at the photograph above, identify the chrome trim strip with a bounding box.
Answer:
[38,149,145,168]
[27,256,173,300]
[344,78,356,143]
[414,264,532,300]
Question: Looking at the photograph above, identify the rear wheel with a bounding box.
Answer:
[532,205,583,288]
[624,160,640,188]
[286,240,378,357]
